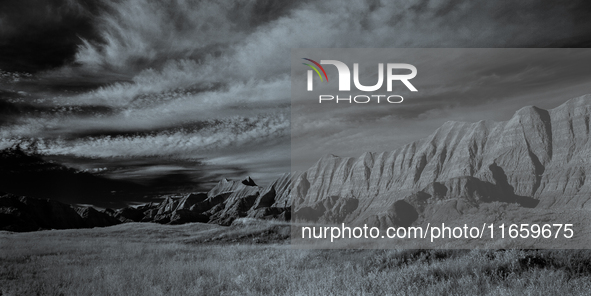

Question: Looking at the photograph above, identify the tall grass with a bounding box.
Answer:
[1,223,591,295]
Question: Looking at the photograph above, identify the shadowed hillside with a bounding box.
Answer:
[0,147,149,208]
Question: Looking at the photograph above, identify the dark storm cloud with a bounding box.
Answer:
[3,0,591,76]
[72,0,309,74]
[0,99,115,120]
[4,0,591,190]
[0,0,103,73]
[47,154,212,192]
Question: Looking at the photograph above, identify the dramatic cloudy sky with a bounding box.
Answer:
[2,0,591,196]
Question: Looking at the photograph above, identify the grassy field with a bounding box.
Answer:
[2,221,591,295]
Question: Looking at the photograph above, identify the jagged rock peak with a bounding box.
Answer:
[560,94,591,107]
[512,105,551,122]
[208,177,240,198]
[241,176,257,186]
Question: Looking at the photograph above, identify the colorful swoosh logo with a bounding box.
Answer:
[302,58,328,82]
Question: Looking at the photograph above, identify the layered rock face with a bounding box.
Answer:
[1,173,294,231]
[4,96,590,231]
[112,174,293,226]
[292,95,591,226]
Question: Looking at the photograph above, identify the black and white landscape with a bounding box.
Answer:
[3,0,591,295]
[4,94,591,246]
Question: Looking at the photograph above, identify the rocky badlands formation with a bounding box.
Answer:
[293,95,591,227]
[109,174,293,226]
[2,95,591,231]
[0,174,293,231]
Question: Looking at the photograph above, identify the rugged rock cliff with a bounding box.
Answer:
[111,174,294,226]
[4,95,591,231]
[292,95,591,226]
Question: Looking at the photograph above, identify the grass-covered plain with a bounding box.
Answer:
[1,221,591,295]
